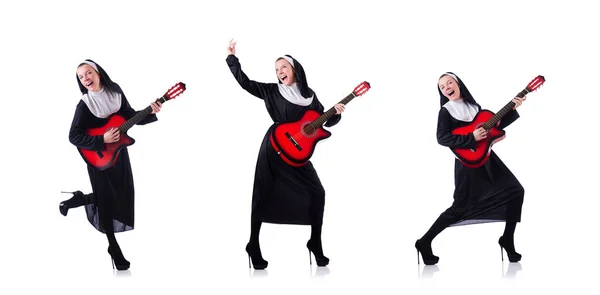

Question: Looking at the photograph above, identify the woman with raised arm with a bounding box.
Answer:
[226,40,345,269]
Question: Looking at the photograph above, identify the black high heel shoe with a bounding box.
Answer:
[59,191,84,216]
[498,236,521,262]
[306,239,329,267]
[245,243,268,270]
[108,245,131,271]
[415,239,439,265]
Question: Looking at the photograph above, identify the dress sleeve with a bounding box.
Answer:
[313,95,341,127]
[497,109,519,130]
[436,108,477,149]
[119,94,158,125]
[226,54,274,99]
[68,102,105,151]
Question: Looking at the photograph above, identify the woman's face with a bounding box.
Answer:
[77,64,102,92]
[275,59,296,86]
[438,75,461,101]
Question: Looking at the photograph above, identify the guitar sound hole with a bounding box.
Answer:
[303,125,315,135]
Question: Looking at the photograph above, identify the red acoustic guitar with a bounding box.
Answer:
[77,82,186,170]
[451,75,545,168]
[270,81,371,167]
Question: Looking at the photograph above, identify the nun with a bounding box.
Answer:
[60,59,161,270]
[415,72,527,265]
[226,40,345,269]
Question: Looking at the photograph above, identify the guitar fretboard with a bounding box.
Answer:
[308,92,356,128]
[118,95,167,132]
[482,88,529,130]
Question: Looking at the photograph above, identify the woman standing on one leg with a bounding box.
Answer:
[59,59,161,270]
[415,72,526,265]
[226,40,345,269]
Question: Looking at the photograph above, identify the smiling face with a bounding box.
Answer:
[77,64,102,92]
[275,58,296,86]
[438,75,461,101]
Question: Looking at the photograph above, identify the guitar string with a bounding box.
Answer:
[119,88,183,131]
[483,88,530,129]
[89,86,184,167]
[289,92,358,139]
[456,79,543,166]
[274,85,369,157]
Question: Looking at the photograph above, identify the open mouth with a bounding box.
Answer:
[447,89,455,96]
[280,75,288,83]
[86,81,93,87]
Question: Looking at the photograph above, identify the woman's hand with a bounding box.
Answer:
[104,128,120,143]
[333,103,345,115]
[228,39,236,55]
[473,127,487,141]
[512,95,526,109]
[150,101,162,114]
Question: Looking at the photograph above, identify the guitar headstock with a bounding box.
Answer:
[526,75,545,92]
[352,81,371,97]
[163,82,187,101]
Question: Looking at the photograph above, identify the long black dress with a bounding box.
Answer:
[68,87,157,233]
[436,106,525,226]
[226,54,341,225]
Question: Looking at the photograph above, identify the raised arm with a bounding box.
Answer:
[226,40,273,99]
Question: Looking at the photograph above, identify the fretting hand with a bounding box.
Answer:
[228,39,236,55]
[473,127,487,141]
[151,101,162,114]
[333,103,345,115]
[512,95,526,110]
[104,128,120,143]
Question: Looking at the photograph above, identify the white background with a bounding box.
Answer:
[1,0,598,294]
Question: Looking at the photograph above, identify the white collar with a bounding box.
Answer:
[81,87,122,118]
[442,99,479,122]
[277,83,313,106]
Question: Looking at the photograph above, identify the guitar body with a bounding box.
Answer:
[74,82,186,170]
[448,75,546,168]
[269,109,331,167]
[77,114,135,171]
[450,110,506,168]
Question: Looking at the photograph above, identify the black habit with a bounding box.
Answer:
[68,85,157,233]
[436,73,525,226]
[226,54,341,225]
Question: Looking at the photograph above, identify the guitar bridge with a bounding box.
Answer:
[96,151,104,158]
[285,132,302,151]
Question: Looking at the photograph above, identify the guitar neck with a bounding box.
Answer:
[312,92,356,126]
[482,88,529,130]
[118,95,167,132]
